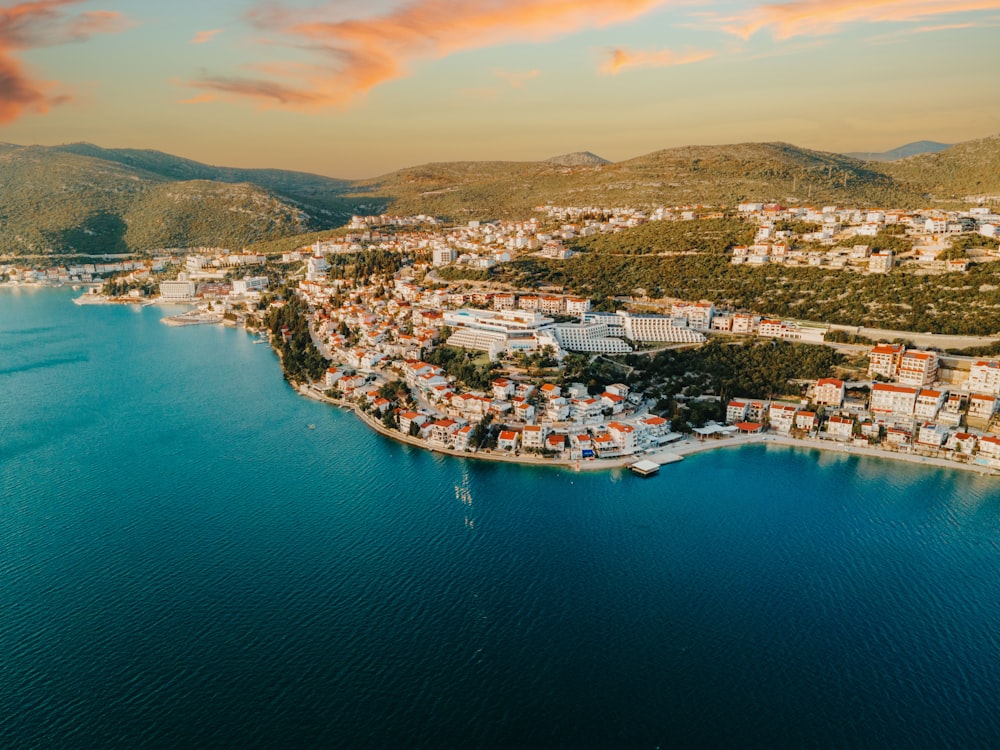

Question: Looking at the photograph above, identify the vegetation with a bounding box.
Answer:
[423,345,499,390]
[568,217,753,256]
[264,294,328,383]
[506,251,1000,335]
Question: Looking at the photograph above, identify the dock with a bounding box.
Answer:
[629,459,661,477]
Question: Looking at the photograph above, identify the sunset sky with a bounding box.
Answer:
[2,0,998,177]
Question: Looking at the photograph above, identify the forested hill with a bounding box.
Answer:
[3,135,999,256]
[347,141,925,221]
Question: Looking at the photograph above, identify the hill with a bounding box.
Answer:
[0,146,316,256]
[545,151,611,167]
[347,141,923,220]
[877,134,1000,201]
[845,141,951,161]
[52,143,359,220]
[5,134,1000,256]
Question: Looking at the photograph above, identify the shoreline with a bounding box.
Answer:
[294,383,1000,478]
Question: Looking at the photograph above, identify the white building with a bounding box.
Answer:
[967,360,1000,395]
[552,322,632,354]
[814,378,845,407]
[869,251,893,274]
[898,350,939,387]
[870,383,918,417]
[159,272,196,301]
[616,312,705,343]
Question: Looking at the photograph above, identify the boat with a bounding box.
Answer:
[307,424,316,430]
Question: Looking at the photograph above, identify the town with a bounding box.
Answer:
[6,200,1000,474]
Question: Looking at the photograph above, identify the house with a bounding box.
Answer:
[746,401,770,422]
[430,419,461,445]
[914,389,946,420]
[639,415,669,438]
[515,401,536,423]
[978,435,1000,460]
[885,427,911,446]
[492,378,515,401]
[726,400,749,424]
[571,397,602,422]
[497,430,519,452]
[898,350,939,387]
[868,344,904,378]
[814,378,845,408]
[453,424,474,451]
[601,392,626,414]
[539,383,561,399]
[968,393,998,421]
[592,432,618,457]
[826,415,854,439]
[870,383,918,417]
[522,424,547,450]
[546,433,567,454]
[795,411,819,432]
[398,411,430,435]
[769,404,797,433]
[967,360,1000,395]
[916,422,949,449]
[947,432,977,455]
[608,422,639,455]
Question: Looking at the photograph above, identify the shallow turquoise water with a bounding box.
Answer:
[3,288,1000,748]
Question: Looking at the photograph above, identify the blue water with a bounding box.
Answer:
[3,288,1000,749]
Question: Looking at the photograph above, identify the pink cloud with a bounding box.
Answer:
[0,0,130,123]
[191,28,223,45]
[186,0,671,109]
[722,0,1000,40]
[601,46,715,74]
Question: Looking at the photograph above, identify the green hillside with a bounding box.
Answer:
[879,134,1000,200]
[3,134,999,256]
[346,142,924,221]
[0,146,318,255]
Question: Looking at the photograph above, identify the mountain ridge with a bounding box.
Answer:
[2,134,998,256]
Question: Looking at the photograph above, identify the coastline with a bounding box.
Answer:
[294,383,999,478]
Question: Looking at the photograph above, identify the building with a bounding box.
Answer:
[870,383,918,417]
[868,344,904,379]
[671,301,715,331]
[898,350,939,387]
[814,378,845,407]
[869,251,893,273]
[159,273,196,301]
[914,389,946,420]
[551,322,632,354]
[432,247,457,266]
[967,360,1000,395]
[726,400,749,424]
[615,312,705,344]
[826,415,854,438]
[232,276,269,295]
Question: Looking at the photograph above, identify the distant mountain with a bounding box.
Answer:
[846,141,952,162]
[544,151,611,167]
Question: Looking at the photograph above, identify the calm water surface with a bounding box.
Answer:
[3,288,1000,748]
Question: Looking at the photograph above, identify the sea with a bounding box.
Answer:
[3,287,1000,749]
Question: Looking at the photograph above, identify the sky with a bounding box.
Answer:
[1,0,998,178]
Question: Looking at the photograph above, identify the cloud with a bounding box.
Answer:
[0,0,130,123]
[185,0,671,109]
[601,46,715,74]
[721,0,1000,40]
[191,29,223,44]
